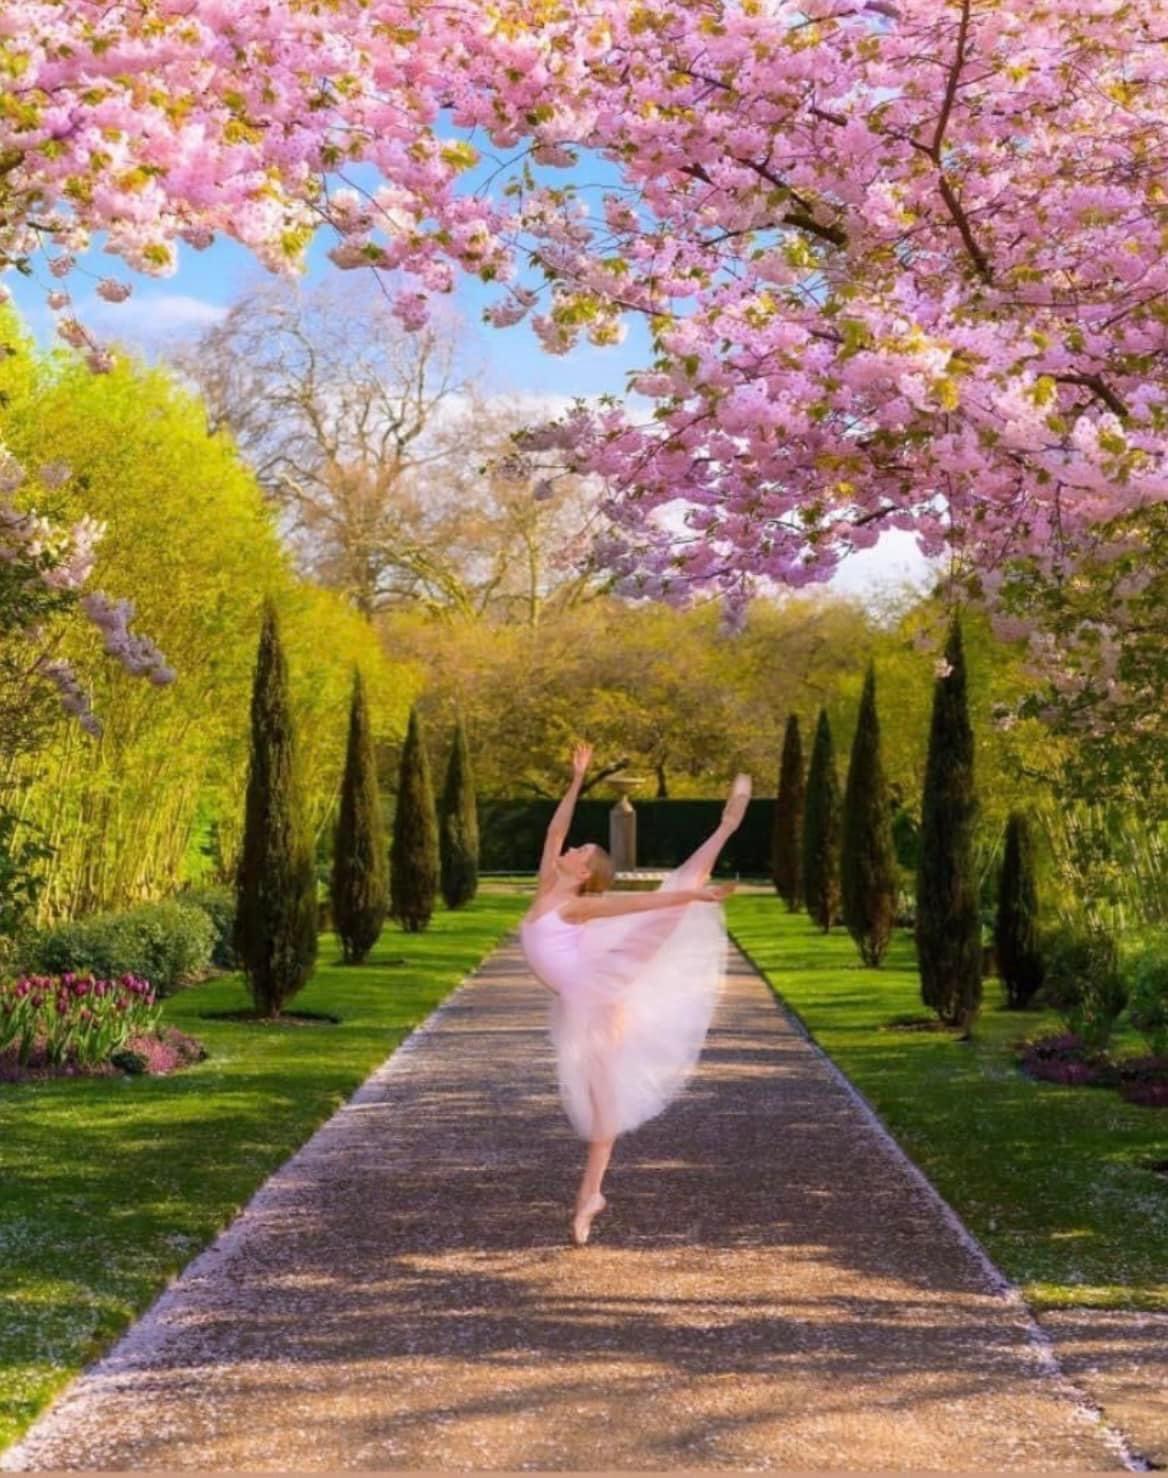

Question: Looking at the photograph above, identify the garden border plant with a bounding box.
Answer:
[0,970,205,1082]
[25,900,215,995]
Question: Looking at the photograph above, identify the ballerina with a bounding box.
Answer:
[519,744,752,1245]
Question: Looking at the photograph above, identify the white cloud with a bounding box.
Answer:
[828,529,935,598]
[85,292,228,338]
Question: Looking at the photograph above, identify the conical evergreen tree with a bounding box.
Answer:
[916,615,982,1030]
[802,708,842,932]
[771,714,805,910]
[390,704,439,932]
[841,663,898,966]
[995,811,1044,1009]
[439,713,479,909]
[234,599,318,1017]
[331,667,388,963]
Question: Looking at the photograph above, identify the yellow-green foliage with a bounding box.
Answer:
[0,319,416,918]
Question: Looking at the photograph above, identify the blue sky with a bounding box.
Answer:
[6,171,930,599]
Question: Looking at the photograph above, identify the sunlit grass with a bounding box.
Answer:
[0,894,526,1452]
[728,895,1168,1314]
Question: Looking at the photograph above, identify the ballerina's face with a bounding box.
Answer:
[558,843,598,887]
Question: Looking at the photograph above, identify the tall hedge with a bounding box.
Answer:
[772,715,805,910]
[477,797,772,874]
[331,668,388,963]
[995,811,1044,1009]
[802,709,842,932]
[234,600,318,1017]
[439,713,479,909]
[841,663,898,966]
[916,615,982,1030]
[390,704,439,932]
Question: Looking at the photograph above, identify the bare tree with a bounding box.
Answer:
[178,282,605,623]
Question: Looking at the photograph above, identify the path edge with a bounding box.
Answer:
[0,946,505,1471]
[729,930,1150,1474]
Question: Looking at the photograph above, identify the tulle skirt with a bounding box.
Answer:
[549,891,727,1141]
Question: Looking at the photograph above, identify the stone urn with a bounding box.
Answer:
[607,774,645,873]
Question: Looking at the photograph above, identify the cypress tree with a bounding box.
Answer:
[916,615,982,1030]
[234,598,318,1017]
[331,667,388,964]
[802,708,842,932]
[390,704,439,932]
[841,663,898,966]
[995,811,1044,1009]
[771,714,805,910]
[439,713,479,909]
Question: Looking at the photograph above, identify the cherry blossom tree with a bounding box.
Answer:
[4,0,1166,618]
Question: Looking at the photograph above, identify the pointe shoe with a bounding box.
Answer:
[571,1193,607,1246]
[722,772,752,829]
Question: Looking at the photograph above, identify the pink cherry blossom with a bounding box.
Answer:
[0,0,1164,611]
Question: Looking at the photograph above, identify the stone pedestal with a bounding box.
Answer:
[609,794,637,873]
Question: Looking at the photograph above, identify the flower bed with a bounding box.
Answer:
[0,972,205,1080]
[1113,1053,1168,1108]
[1017,1030,1168,1106]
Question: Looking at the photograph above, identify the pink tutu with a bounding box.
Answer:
[519,869,727,1140]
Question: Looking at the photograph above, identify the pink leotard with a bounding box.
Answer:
[518,884,726,1141]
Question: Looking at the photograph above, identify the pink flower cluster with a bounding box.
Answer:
[80,593,176,686]
[3,0,1166,607]
[37,658,101,736]
[0,970,158,1070]
[0,440,173,727]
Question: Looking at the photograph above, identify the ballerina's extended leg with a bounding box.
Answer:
[664,773,752,892]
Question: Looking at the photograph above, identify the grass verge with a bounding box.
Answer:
[0,893,526,1451]
[728,896,1168,1313]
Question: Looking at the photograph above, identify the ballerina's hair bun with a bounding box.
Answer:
[581,845,615,894]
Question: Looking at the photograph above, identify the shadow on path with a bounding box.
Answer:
[1,942,1137,1470]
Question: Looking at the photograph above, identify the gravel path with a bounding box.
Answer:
[1,939,1143,1470]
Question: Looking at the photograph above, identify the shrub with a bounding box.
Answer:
[995,812,1044,1009]
[841,663,897,966]
[802,708,841,932]
[28,901,214,994]
[917,615,982,1031]
[439,713,479,910]
[177,885,238,970]
[772,715,805,910]
[0,809,53,954]
[1041,923,1127,1052]
[1125,947,1168,1056]
[331,668,388,962]
[234,599,318,1016]
[390,705,439,933]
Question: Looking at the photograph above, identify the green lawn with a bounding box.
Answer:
[728,896,1168,1313]
[0,893,526,1452]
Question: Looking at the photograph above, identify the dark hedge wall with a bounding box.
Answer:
[478,798,774,875]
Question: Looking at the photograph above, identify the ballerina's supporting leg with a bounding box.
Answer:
[573,1077,616,1244]
[573,1135,615,1245]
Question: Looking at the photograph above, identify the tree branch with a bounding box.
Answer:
[1054,372,1130,421]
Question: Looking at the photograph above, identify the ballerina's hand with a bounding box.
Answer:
[571,742,593,778]
[697,881,735,903]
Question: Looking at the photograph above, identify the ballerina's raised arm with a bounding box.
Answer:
[561,879,735,923]
[537,741,593,890]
